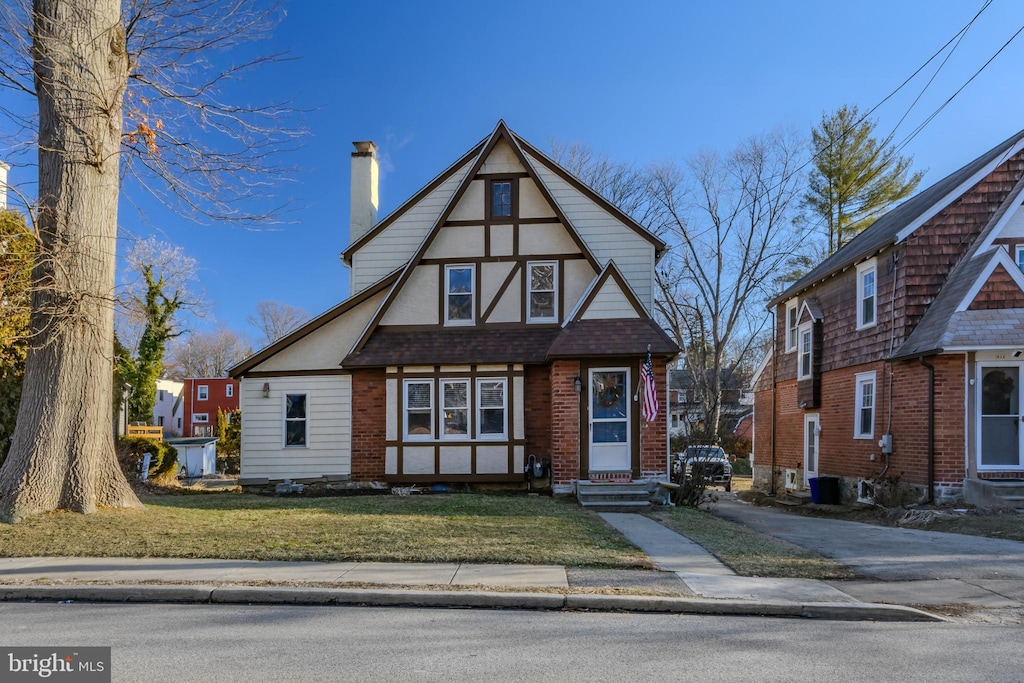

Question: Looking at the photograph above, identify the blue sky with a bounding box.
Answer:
[5,1,1024,344]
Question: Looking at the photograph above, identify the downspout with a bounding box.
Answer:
[770,308,777,496]
[918,356,935,504]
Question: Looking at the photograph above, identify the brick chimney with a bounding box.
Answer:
[0,161,9,210]
[349,141,378,247]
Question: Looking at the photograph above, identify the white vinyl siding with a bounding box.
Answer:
[350,160,473,293]
[239,376,352,480]
[579,278,638,320]
[525,151,656,311]
[854,372,876,439]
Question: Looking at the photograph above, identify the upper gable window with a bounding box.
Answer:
[1016,245,1024,272]
[490,180,512,217]
[527,261,558,323]
[797,322,813,380]
[857,259,877,330]
[445,264,475,325]
[784,299,798,353]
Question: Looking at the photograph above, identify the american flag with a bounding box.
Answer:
[640,350,658,422]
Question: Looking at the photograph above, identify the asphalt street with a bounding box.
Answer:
[2,603,1021,682]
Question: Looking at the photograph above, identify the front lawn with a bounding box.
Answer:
[0,493,651,568]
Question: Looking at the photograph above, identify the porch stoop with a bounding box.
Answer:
[577,481,650,510]
[964,479,1024,508]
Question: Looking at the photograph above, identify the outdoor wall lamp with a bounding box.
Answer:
[573,376,582,394]
[262,382,270,398]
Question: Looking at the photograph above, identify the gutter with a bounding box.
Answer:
[918,356,936,504]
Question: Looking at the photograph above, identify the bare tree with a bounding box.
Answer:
[653,128,806,438]
[169,328,250,378]
[0,0,299,522]
[247,299,310,348]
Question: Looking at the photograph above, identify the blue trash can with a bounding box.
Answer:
[808,477,820,504]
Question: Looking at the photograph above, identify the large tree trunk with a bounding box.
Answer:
[0,0,142,522]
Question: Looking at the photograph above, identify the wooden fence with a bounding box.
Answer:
[126,425,164,441]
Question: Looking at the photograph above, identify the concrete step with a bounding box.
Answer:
[577,482,651,509]
[579,499,650,510]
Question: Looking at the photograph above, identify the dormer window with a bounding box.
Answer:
[490,180,512,218]
[857,259,877,330]
[445,264,475,325]
[785,299,798,352]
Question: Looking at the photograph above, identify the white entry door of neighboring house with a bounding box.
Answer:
[978,364,1024,471]
[804,413,820,486]
[589,368,631,471]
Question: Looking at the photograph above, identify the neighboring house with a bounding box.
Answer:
[153,379,184,437]
[230,121,679,493]
[182,378,239,438]
[753,129,1024,505]
[668,368,752,441]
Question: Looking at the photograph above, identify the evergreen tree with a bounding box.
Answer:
[0,210,33,462]
[806,105,925,253]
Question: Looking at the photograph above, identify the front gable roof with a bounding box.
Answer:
[772,128,1024,308]
[565,260,648,322]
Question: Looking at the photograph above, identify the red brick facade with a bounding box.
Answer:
[350,369,386,480]
[639,357,669,476]
[549,360,582,487]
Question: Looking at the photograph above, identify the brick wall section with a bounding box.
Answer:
[968,264,1024,309]
[550,360,581,486]
[755,356,967,490]
[350,368,386,481]
[639,357,669,476]
[523,365,552,460]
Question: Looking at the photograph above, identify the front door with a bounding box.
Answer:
[979,364,1024,470]
[804,413,819,486]
[589,368,631,471]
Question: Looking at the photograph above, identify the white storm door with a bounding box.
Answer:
[979,365,1023,470]
[804,413,819,485]
[589,368,631,471]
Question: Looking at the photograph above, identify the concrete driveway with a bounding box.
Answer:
[710,498,1024,581]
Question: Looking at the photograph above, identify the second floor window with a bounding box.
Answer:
[197,385,209,401]
[785,299,798,352]
[528,261,557,322]
[226,384,233,398]
[445,265,474,325]
[857,260,876,329]
[797,323,813,380]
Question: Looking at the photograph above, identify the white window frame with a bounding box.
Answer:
[444,264,475,326]
[784,299,798,353]
[1016,245,1024,272]
[440,379,470,440]
[853,371,876,439]
[226,384,234,398]
[856,259,877,330]
[193,413,209,423]
[526,260,558,323]
[475,377,507,440]
[797,322,813,380]
[404,379,435,440]
[197,385,209,401]
[282,392,309,448]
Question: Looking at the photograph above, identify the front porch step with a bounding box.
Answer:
[577,482,651,509]
[784,490,812,505]
[964,478,1024,507]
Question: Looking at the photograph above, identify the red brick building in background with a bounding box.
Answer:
[753,129,1024,506]
[182,378,240,438]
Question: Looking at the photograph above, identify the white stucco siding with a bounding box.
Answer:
[581,279,640,319]
[519,178,556,219]
[480,139,526,175]
[481,261,515,314]
[381,265,440,325]
[247,293,386,372]
[525,151,655,310]
[448,180,485,221]
[518,222,580,255]
[486,269,522,323]
[350,161,472,293]
[564,260,596,317]
[240,375,352,480]
[424,225,485,259]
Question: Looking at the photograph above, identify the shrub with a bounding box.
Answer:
[117,437,180,483]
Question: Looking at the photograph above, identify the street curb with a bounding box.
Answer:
[0,583,945,621]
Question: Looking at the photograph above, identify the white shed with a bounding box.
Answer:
[166,437,219,477]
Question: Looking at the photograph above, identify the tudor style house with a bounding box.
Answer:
[230,122,678,493]
[753,129,1024,505]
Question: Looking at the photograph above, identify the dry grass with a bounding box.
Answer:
[648,506,858,580]
[0,493,650,568]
